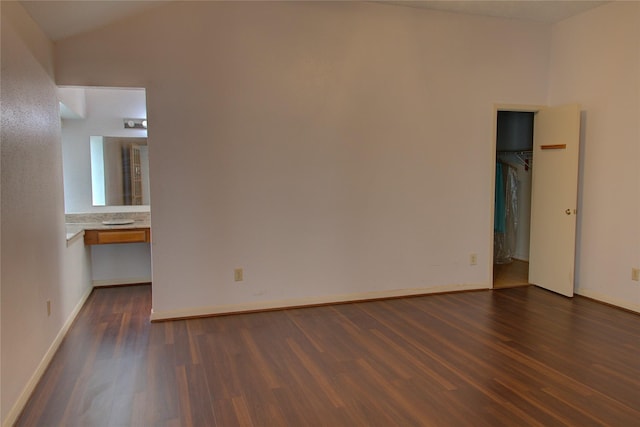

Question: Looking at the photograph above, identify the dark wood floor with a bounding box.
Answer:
[16,284,640,426]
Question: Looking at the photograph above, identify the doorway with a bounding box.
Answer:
[60,86,153,287]
[491,104,581,295]
[493,108,536,289]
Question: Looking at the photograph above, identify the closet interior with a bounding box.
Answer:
[494,111,534,288]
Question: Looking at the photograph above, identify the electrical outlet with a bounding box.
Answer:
[632,268,640,282]
[234,268,244,282]
[46,300,51,316]
[470,253,478,266]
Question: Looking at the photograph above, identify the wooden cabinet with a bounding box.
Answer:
[84,228,151,245]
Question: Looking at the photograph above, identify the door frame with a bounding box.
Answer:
[489,103,545,289]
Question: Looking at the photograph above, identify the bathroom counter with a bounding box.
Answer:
[64,212,152,286]
[66,222,152,244]
[65,213,151,244]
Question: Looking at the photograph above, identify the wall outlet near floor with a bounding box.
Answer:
[234,268,244,282]
[470,253,478,266]
[46,300,51,317]
[632,268,640,282]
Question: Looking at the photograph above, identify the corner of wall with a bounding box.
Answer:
[1,1,55,78]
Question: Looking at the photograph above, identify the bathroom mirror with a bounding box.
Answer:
[90,136,150,206]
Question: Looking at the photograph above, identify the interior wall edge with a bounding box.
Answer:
[92,277,152,287]
[575,289,640,314]
[149,282,491,321]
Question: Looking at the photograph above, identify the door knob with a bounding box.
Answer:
[565,209,571,215]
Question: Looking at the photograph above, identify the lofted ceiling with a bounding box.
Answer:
[19,0,607,42]
[384,1,607,23]
[19,0,170,41]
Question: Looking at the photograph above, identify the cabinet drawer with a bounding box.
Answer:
[84,228,150,245]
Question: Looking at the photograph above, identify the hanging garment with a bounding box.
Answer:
[494,162,506,233]
[495,162,518,264]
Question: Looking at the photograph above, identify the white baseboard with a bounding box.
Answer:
[2,286,93,427]
[150,283,489,321]
[92,276,152,287]
[576,289,640,313]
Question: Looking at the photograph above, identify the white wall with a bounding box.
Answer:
[54,1,552,318]
[549,2,640,311]
[91,243,152,286]
[0,2,92,424]
[58,86,86,118]
[62,239,92,326]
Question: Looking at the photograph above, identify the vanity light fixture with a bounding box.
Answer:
[124,118,147,129]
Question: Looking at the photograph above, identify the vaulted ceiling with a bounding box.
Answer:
[20,1,607,42]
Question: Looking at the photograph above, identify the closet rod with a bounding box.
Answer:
[496,151,532,170]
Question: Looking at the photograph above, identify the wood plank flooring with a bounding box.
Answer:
[16,285,640,426]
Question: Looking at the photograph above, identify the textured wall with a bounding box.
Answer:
[1,2,90,423]
[54,1,551,317]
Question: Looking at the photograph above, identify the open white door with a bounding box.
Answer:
[529,104,581,297]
